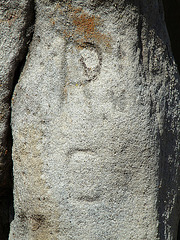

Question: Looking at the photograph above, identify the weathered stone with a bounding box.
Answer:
[9,0,179,239]
[0,0,34,238]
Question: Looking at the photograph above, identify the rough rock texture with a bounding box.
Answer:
[9,0,179,239]
[0,0,34,239]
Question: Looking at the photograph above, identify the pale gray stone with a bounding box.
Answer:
[0,0,34,239]
[9,1,179,239]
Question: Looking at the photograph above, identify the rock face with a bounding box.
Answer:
[7,0,180,239]
[0,1,34,239]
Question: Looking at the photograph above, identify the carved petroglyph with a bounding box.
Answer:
[79,42,102,81]
[48,3,111,86]
[64,150,103,203]
[63,148,133,204]
[66,41,102,85]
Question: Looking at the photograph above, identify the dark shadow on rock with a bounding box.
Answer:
[0,0,35,239]
[162,0,180,73]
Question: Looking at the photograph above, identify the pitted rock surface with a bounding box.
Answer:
[8,1,180,239]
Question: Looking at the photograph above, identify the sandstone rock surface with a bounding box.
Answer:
[0,1,34,238]
[7,0,180,239]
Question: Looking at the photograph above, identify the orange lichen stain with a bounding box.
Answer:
[72,7,83,15]
[11,97,15,105]
[51,3,111,49]
[73,13,97,40]
[71,9,111,48]
[63,29,71,40]
[51,19,55,25]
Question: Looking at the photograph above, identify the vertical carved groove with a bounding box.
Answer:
[137,6,143,65]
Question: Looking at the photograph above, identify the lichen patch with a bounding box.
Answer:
[50,3,112,49]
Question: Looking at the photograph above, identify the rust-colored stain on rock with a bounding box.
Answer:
[71,7,111,48]
[52,3,111,49]
[73,13,97,39]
